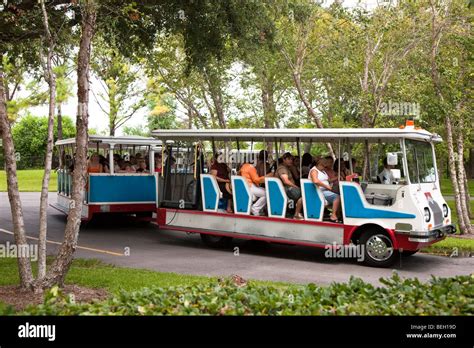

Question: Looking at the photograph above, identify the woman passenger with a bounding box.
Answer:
[87,153,104,173]
[210,153,233,213]
[309,158,341,222]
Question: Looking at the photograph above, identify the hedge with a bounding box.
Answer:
[4,273,473,316]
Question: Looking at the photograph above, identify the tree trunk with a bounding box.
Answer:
[292,71,335,159]
[468,147,474,179]
[260,75,276,129]
[37,0,57,282]
[57,104,63,140]
[445,115,467,234]
[39,0,97,288]
[0,69,34,289]
[187,105,193,129]
[57,103,64,167]
[455,117,472,233]
[463,170,472,219]
[207,84,226,129]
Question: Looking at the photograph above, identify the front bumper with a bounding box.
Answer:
[395,224,456,243]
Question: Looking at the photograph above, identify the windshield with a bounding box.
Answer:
[405,139,436,184]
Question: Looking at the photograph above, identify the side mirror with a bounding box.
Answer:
[387,152,398,166]
[391,169,401,181]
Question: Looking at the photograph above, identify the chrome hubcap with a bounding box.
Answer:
[366,234,394,262]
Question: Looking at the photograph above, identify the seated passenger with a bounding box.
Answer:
[323,155,342,194]
[301,153,313,179]
[210,153,233,213]
[121,161,136,173]
[346,158,360,182]
[309,158,341,222]
[99,155,110,173]
[240,161,267,216]
[256,150,272,177]
[87,153,104,173]
[275,152,303,220]
[154,153,163,173]
[112,154,121,173]
[135,159,148,173]
[130,155,137,167]
[288,156,300,187]
[378,157,395,184]
[333,158,347,181]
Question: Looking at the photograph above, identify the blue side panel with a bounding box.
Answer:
[342,185,416,219]
[268,180,285,216]
[303,182,322,219]
[203,176,218,210]
[89,175,156,203]
[234,178,250,213]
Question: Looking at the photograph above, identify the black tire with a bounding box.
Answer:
[200,234,232,248]
[401,250,419,257]
[360,228,398,268]
[135,212,153,226]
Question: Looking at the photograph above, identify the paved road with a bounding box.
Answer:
[0,192,472,286]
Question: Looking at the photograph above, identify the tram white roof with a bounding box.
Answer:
[55,135,163,147]
[151,127,442,143]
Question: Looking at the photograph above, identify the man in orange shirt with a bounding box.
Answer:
[239,162,266,216]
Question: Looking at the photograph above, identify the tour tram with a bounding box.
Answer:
[52,135,161,222]
[152,122,455,267]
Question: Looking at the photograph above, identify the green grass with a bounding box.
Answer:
[440,178,474,196]
[0,169,57,192]
[445,199,474,225]
[0,257,294,294]
[423,236,474,255]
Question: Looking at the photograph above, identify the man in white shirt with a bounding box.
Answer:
[378,157,395,184]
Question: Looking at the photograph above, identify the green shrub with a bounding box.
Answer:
[9,273,474,316]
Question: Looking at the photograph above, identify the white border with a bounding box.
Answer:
[231,176,252,215]
[200,174,220,212]
[265,177,288,219]
[300,179,325,222]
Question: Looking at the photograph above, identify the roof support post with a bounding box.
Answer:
[109,144,115,175]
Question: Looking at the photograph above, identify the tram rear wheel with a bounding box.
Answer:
[200,234,232,248]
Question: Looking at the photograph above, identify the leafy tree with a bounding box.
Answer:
[1,0,276,292]
[147,92,179,131]
[122,124,148,137]
[91,38,147,136]
[11,114,75,169]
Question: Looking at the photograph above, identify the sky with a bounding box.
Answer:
[24,0,382,136]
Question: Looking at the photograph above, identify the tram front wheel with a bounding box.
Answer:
[360,229,398,268]
[200,234,232,248]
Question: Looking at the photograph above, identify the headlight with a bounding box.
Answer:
[443,204,448,217]
[424,208,431,222]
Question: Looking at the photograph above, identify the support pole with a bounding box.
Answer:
[109,144,114,174]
